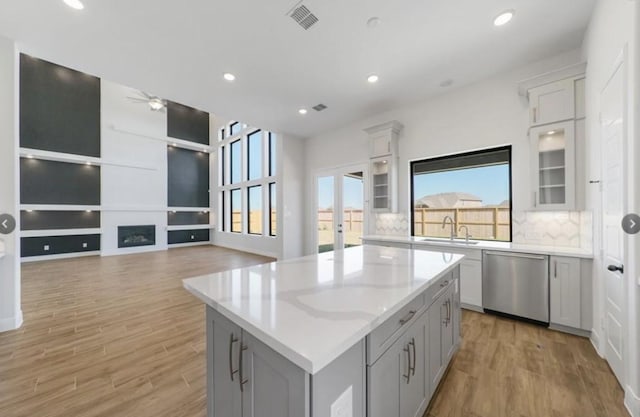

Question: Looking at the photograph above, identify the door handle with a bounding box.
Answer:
[403,345,411,384]
[229,333,239,381]
[238,342,249,392]
[607,264,624,274]
[409,338,416,377]
[399,310,416,325]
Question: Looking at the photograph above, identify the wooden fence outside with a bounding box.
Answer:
[231,210,276,234]
[316,207,511,242]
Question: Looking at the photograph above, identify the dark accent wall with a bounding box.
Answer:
[21,234,101,257]
[167,101,210,145]
[20,158,101,205]
[168,211,210,226]
[167,147,209,207]
[168,229,210,244]
[21,210,100,230]
[20,54,101,157]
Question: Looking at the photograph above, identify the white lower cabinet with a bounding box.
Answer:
[427,284,456,397]
[459,259,482,310]
[550,256,582,329]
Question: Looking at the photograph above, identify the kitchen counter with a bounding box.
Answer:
[183,245,463,374]
[362,234,593,259]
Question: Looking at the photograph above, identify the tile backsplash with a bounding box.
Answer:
[375,211,593,249]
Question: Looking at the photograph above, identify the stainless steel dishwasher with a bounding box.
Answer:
[482,251,550,324]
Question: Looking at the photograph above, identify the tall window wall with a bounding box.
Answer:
[218,122,277,237]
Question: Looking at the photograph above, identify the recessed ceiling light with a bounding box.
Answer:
[26,154,34,159]
[85,161,92,166]
[85,209,92,213]
[547,130,556,135]
[367,75,379,83]
[223,73,236,82]
[298,108,308,115]
[172,143,177,147]
[366,17,381,28]
[63,0,84,10]
[148,97,165,111]
[493,10,514,26]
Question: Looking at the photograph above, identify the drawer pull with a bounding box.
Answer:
[440,280,449,288]
[399,310,416,325]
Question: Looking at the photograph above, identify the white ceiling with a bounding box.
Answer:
[0,0,595,138]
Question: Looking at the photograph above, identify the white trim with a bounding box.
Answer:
[590,328,605,358]
[21,204,101,212]
[20,147,101,165]
[517,62,587,96]
[624,386,640,417]
[0,310,23,333]
[168,207,211,212]
[21,251,100,263]
[21,228,102,237]
[166,225,213,231]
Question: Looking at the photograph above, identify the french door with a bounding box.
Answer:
[316,165,367,253]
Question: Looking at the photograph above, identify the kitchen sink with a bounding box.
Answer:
[417,237,480,245]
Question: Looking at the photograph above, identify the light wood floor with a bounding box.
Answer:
[0,247,628,417]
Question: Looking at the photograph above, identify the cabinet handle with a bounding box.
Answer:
[238,342,248,392]
[399,310,416,325]
[532,107,537,123]
[447,300,451,325]
[533,191,537,208]
[403,345,411,383]
[229,333,239,381]
[554,260,558,278]
[409,338,416,377]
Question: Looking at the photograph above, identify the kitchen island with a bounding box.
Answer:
[183,245,463,417]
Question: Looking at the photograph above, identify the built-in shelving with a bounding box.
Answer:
[110,124,213,154]
[166,225,213,232]
[20,228,102,238]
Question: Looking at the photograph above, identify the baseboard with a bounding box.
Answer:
[590,328,605,358]
[461,303,484,313]
[549,323,591,338]
[211,242,278,259]
[0,310,23,332]
[21,251,101,263]
[168,242,212,249]
[625,385,640,417]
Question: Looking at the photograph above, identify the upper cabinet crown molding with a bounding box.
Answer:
[517,62,587,97]
[365,121,403,212]
[364,120,403,159]
[363,120,404,137]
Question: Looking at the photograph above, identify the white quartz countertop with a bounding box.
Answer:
[183,245,464,374]
[362,235,593,259]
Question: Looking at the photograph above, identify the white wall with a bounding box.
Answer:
[303,49,585,254]
[0,36,21,331]
[100,80,169,256]
[582,0,639,414]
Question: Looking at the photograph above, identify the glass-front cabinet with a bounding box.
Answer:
[530,121,575,210]
[371,157,391,211]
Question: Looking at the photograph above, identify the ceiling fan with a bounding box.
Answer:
[126,90,167,112]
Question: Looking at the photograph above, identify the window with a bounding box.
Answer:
[230,140,241,184]
[410,146,512,242]
[231,189,242,233]
[218,127,277,237]
[248,185,262,234]
[230,122,241,136]
[248,130,262,181]
[269,183,276,236]
[269,132,276,176]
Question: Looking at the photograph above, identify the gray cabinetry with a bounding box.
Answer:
[208,308,309,417]
[427,283,455,397]
[368,311,427,417]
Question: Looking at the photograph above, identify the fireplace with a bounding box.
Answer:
[118,225,156,248]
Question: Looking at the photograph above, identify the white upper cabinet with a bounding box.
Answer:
[530,121,576,210]
[528,78,575,126]
[365,121,403,213]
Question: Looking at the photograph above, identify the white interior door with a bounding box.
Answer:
[600,55,627,385]
[316,166,366,253]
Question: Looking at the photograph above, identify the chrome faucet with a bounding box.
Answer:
[458,225,471,244]
[442,216,455,240]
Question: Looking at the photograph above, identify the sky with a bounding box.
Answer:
[413,164,510,206]
[318,175,364,209]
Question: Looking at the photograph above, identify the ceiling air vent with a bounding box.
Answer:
[288,4,319,30]
[312,104,327,112]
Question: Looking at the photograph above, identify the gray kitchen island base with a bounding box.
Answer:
[205,266,461,417]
